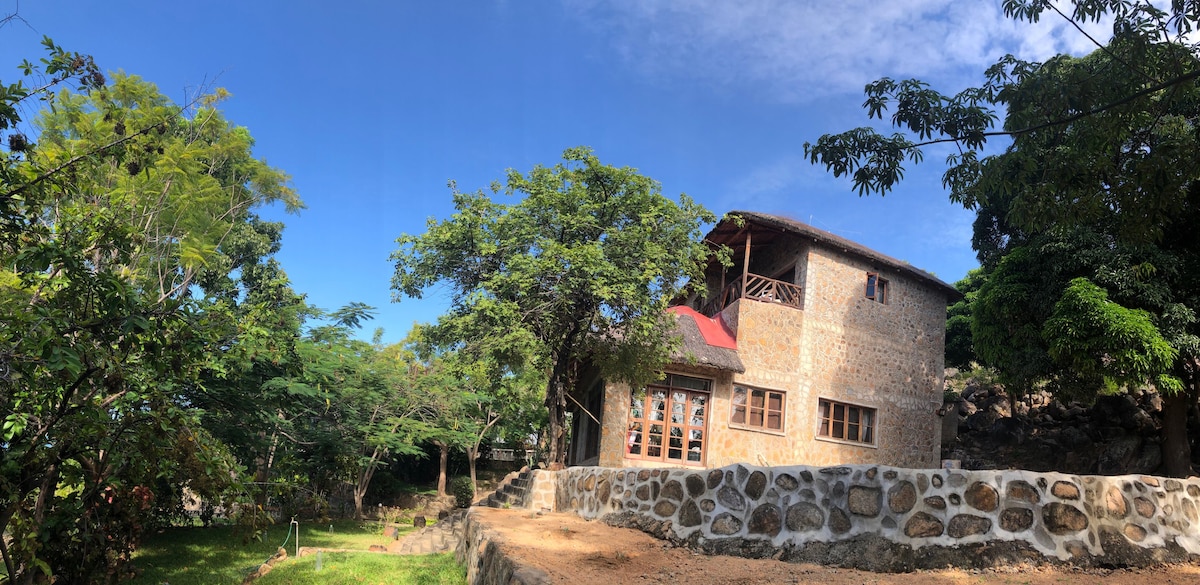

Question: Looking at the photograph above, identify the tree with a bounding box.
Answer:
[945,269,985,370]
[968,219,1197,473]
[448,357,541,493]
[807,1,1200,476]
[0,52,300,581]
[413,303,544,492]
[392,147,721,465]
[287,317,438,520]
[421,372,475,499]
[188,217,310,514]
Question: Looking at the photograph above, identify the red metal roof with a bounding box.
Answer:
[667,305,737,350]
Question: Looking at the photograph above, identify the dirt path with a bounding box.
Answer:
[472,507,1200,584]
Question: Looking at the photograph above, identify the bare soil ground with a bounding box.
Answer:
[473,507,1200,584]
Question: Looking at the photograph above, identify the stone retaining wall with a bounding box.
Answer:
[455,508,550,585]
[528,470,556,511]
[551,464,1200,570]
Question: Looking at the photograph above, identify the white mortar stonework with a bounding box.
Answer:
[543,464,1200,567]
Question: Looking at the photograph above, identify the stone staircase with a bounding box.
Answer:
[355,469,543,558]
[389,509,468,555]
[483,467,534,508]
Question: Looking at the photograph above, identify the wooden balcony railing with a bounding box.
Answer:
[700,273,804,316]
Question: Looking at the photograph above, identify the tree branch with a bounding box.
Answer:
[1047,1,1158,85]
[910,67,1200,149]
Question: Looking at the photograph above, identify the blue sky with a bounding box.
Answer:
[0,1,1110,343]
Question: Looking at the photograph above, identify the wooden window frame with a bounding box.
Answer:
[730,385,786,432]
[625,373,711,466]
[865,272,889,304]
[817,398,877,445]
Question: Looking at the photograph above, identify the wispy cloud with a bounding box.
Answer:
[719,153,846,210]
[565,0,1112,102]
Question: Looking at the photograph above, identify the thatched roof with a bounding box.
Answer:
[667,306,745,373]
[707,210,962,300]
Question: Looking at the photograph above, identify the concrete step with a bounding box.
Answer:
[478,468,535,509]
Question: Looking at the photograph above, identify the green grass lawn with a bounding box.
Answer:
[292,519,404,550]
[131,520,463,585]
[257,551,464,585]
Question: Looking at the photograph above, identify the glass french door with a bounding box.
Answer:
[626,373,710,465]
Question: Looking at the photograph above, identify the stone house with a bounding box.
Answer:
[567,211,960,470]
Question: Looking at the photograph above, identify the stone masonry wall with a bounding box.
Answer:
[597,381,631,469]
[527,470,556,511]
[592,237,950,472]
[550,464,1200,570]
[794,247,946,468]
[707,299,807,468]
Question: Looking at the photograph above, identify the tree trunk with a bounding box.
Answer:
[436,441,449,497]
[354,447,381,520]
[545,383,560,466]
[1161,386,1195,478]
[467,446,478,493]
[353,488,365,521]
[354,465,375,520]
[467,411,499,494]
[253,429,279,509]
[543,316,588,468]
[544,357,573,467]
[17,463,60,585]
[0,531,15,585]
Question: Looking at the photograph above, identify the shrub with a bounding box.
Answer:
[450,477,475,508]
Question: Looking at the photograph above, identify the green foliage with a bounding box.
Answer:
[811,1,1200,475]
[945,268,986,369]
[392,147,720,463]
[450,476,475,508]
[807,2,1200,241]
[410,318,544,492]
[287,318,442,519]
[0,41,301,582]
[1045,278,1181,393]
[970,247,1060,394]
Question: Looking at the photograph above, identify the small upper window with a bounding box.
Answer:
[866,272,888,304]
[731,385,785,431]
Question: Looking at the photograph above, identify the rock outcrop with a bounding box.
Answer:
[942,371,1175,475]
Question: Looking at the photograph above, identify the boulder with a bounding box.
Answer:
[966,410,1002,432]
[983,396,1012,418]
[989,417,1027,445]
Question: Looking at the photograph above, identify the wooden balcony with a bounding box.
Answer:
[700,273,803,316]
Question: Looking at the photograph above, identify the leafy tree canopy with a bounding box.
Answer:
[806,0,1200,244]
[0,42,300,581]
[392,147,722,464]
[945,268,985,370]
[810,0,1200,475]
